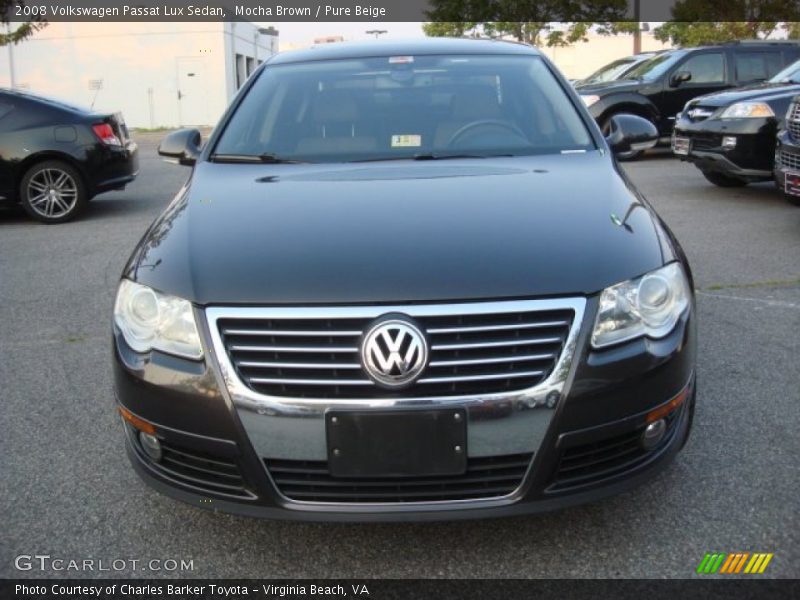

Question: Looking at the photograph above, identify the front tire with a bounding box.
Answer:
[20,160,88,223]
[700,170,748,188]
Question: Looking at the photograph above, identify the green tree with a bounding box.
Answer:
[423,0,635,47]
[653,22,784,46]
[1,0,46,46]
[652,0,800,46]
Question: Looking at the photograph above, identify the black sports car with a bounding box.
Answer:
[113,39,696,521]
[672,59,800,190]
[0,89,138,223]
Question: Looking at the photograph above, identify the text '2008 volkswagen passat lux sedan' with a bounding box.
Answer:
[112,39,696,521]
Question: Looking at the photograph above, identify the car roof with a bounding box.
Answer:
[0,87,91,114]
[269,38,541,65]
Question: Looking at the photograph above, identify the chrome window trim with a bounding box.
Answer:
[205,297,587,510]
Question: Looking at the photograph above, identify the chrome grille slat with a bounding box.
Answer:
[430,337,562,351]
[429,352,555,367]
[426,320,568,334]
[230,344,359,353]
[249,377,372,386]
[214,301,576,399]
[238,360,361,369]
[223,328,362,336]
[417,370,544,384]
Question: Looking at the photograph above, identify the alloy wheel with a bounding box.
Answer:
[26,168,79,219]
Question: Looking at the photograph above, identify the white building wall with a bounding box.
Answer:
[540,32,672,80]
[0,22,277,128]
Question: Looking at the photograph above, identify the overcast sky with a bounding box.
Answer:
[263,22,426,48]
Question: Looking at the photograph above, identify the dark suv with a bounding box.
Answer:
[575,41,800,159]
[113,39,695,521]
[672,59,800,189]
[775,94,800,206]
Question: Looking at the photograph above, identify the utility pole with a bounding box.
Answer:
[633,0,642,55]
[6,24,16,88]
[366,30,387,39]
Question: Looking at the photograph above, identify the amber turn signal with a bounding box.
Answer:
[646,386,689,424]
[118,405,156,435]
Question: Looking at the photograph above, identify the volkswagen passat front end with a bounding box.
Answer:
[112,39,696,521]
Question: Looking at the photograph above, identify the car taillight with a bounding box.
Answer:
[92,123,121,146]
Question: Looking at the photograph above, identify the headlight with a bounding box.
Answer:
[591,263,690,349]
[580,94,600,107]
[719,102,774,119]
[113,279,203,359]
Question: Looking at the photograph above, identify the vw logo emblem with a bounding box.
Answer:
[361,318,428,387]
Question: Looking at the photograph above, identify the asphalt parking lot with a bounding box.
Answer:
[1,135,798,579]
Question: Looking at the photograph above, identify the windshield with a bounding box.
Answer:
[770,59,800,83]
[621,50,686,81]
[583,57,638,84]
[213,54,594,163]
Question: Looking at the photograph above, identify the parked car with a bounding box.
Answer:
[672,59,800,189]
[575,41,800,159]
[0,89,138,223]
[113,39,696,521]
[775,95,800,206]
[575,52,658,86]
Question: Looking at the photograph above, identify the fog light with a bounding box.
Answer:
[722,136,737,149]
[139,431,162,462]
[641,419,666,450]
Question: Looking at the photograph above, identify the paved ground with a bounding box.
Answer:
[1,137,798,579]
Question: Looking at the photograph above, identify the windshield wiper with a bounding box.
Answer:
[349,153,513,163]
[210,153,305,164]
[413,153,514,160]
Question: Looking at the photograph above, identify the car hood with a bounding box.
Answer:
[573,79,642,95]
[126,153,671,305]
[688,81,800,108]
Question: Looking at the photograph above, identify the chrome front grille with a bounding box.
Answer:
[211,300,577,399]
[780,148,800,171]
[788,102,800,139]
[686,106,715,122]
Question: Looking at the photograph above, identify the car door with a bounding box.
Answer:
[0,98,17,201]
[734,50,783,86]
[659,50,729,132]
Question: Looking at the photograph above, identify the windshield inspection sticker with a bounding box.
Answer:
[391,135,422,148]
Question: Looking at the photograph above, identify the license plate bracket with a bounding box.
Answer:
[673,136,690,155]
[785,171,800,197]
[326,409,467,478]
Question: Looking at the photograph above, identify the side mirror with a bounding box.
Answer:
[670,71,692,87]
[158,128,202,166]
[605,114,658,156]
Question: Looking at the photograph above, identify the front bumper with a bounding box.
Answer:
[113,298,696,522]
[774,129,800,187]
[672,115,777,181]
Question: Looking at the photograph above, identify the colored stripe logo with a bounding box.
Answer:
[697,552,773,574]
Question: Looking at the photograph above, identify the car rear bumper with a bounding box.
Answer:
[113,297,696,522]
[91,142,139,194]
[672,116,776,181]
